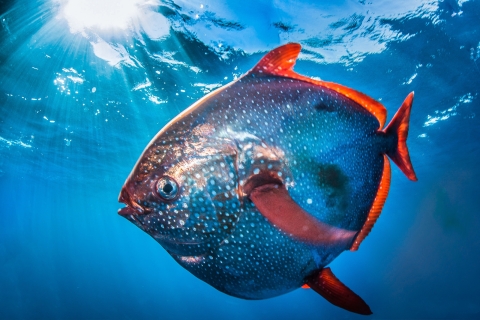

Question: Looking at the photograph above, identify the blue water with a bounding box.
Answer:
[1,0,480,319]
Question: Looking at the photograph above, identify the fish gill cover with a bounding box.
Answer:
[0,0,479,319]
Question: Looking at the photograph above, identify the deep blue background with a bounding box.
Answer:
[1,0,480,319]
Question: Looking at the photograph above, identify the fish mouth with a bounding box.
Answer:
[117,206,146,232]
[117,206,139,217]
[118,185,144,216]
[118,185,147,230]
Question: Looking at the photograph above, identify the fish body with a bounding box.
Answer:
[118,43,417,315]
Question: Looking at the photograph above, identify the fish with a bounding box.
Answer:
[118,43,417,315]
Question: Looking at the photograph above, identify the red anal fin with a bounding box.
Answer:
[249,184,356,246]
[248,43,387,128]
[306,268,372,315]
[384,92,418,181]
[351,155,391,251]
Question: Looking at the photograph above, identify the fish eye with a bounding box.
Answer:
[156,176,179,200]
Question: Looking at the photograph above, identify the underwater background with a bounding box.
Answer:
[1,0,479,319]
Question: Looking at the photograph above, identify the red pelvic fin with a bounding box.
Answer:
[248,184,356,246]
[248,43,387,128]
[350,155,391,251]
[306,268,372,315]
[383,92,418,181]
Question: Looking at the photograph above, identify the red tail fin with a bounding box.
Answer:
[384,92,417,181]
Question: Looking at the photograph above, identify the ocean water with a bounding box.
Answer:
[1,0,480,319]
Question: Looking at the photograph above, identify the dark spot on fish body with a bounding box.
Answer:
[318,164,349,191]
[314,164,351,225]
[313,101,336,112]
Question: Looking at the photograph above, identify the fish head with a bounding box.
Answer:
[118,122,241,256]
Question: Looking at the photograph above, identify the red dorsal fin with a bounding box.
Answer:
[306,268,372,315]
[384,92,417,181]
[249,43,387,128]
[351,154,391,251]
[251,43,301,75]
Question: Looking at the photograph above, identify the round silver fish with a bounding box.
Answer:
[118,43,417,315]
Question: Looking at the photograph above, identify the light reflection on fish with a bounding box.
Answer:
[118,43,417,315]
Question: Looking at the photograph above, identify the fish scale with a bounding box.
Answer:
[170,207,323,300]
[118,43,417,315]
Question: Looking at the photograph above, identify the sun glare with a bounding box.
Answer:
[62,0,143,32]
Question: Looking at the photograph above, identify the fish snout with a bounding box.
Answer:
[118,185,144,216]
[118,185,132,205]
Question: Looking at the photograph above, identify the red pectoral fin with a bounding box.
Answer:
[248,184,356,246]
[306,268,372,315]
